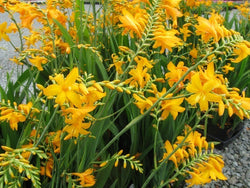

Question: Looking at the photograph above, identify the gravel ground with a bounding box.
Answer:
[0,4,249,188]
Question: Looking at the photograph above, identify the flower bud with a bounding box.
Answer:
[100,161,108,167]
[117,150,123,156]
[123,160,127,168]
[116,87,123,92]
[1,146,14,152]
[114,159,119,167]
[105,83,115,90]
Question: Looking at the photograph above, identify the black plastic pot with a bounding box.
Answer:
[199,121,245,149]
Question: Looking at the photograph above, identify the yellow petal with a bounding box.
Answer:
[64,67,79,87]
[43,85,61,96]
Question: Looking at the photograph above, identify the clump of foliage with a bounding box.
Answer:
[0,0,249,187]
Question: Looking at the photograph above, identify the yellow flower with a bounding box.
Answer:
[189,48,198,59]
[199,62,221,83]
[125,57,152,88]
[186,156,227,187]
[165,61,189,88]
[0,109,26,130]
[221,63,234,74]
[186,170,211,187]
[175,128,208,156]
[134,56,153,69]
[62,106,96,140]
[0,22,11,41]
[54,39,71,54]
[133,94,155,114]
[18,101,34,114]
[226,91,250,119]
[231,42,250,63]
[47,0,73,9]
[199,157,227,181]
[18,101,40,120]
[24,31,41,48]
[160,140,188,167]
[209,11,224,25]
[180,23,192,42]
[161,141,178,167]
[118,7,148,38]
[81,86,106,106]
[202,0,213,6]
[11,3,43,30]
[161,127,227,187]
[46,7,67,26]
[160,93,185,120]
[239,92,250,112]
[186,0,198,7]
[125,67,150,88]
[195,17,218,43]
[72,168,96,187]
[7,22,17,33]
[49,130,62,153]
[152,27,182,53]
[195,11,229,44]
[110,54,125,74]
[198,62,228,97]
[40,155,54,178]
[43,68,81,107]
[63,122,91,140]
[21,143,33,160]
[160,0,183,28]
[162,0,181,8]
[186,73,222,111]
[236,2,250,19]
[28,55,48,71]
[185,150,227,187]
[134,86,185,119]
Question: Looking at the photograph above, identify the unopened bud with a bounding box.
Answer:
[1,146,14,152]
[114,159,119,167]
[116,87,123,92]
[100,161,108,167]
[105,83,115,90]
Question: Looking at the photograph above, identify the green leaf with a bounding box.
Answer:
[6,73,14,103]
[53,19,74,47]
[109,179,118,188]
[108,123,119,136]
[0,84,7,100]
[13,69,30,89]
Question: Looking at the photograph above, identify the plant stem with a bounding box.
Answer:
[33,106,59,148]
[153,115,161,169]
[6,9,24,52]
[204,113,208,138]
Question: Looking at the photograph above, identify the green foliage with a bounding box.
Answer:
[0,147,47,188]
[0,0,249,187]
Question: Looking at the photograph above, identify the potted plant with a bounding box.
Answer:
[207,58,249,148]
[193,2,250,149]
